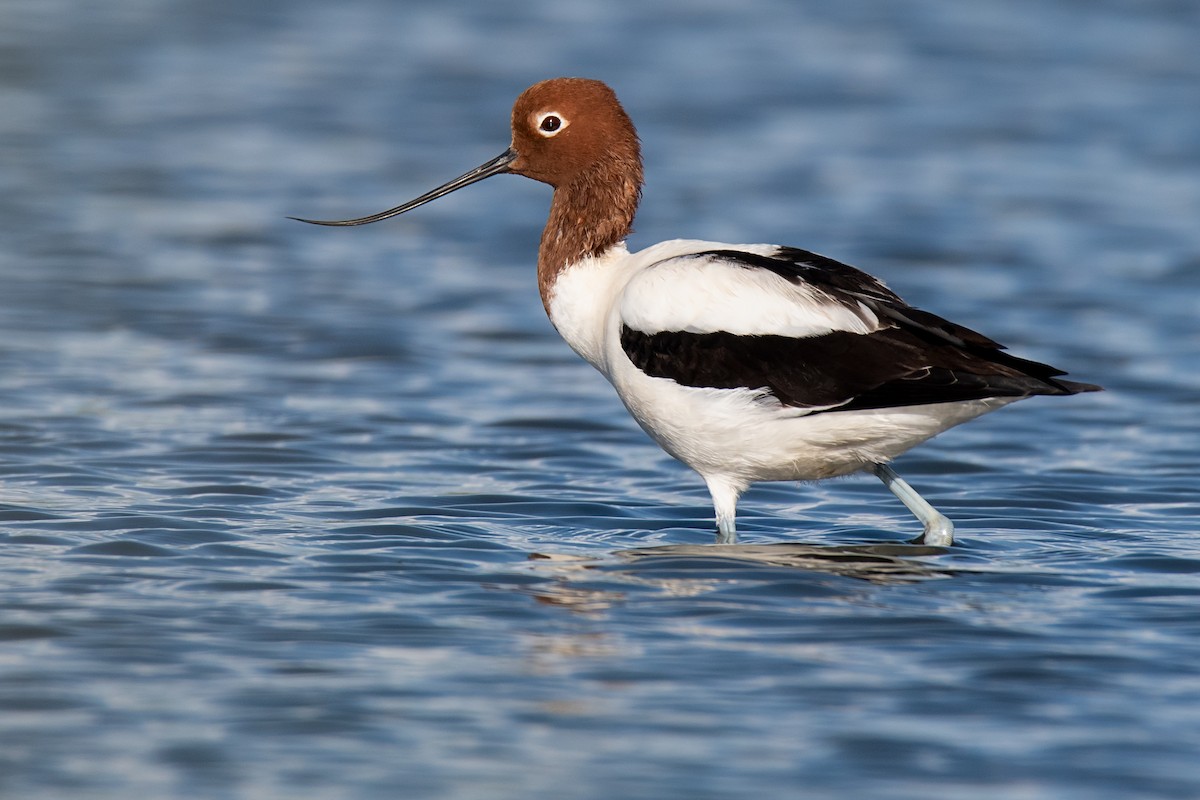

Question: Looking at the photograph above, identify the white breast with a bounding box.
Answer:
[545,242,636,372]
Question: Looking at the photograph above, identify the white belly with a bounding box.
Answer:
[606,350,1017,482]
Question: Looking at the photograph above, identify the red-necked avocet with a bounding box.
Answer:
[293,77,1100,546]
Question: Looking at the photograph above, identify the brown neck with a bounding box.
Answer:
[536,156,642,313]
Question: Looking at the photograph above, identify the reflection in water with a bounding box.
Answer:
[524,541,953,612]
[525,550,725,613]
[614,542,954,584]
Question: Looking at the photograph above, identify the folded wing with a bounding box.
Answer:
[618,246,1100,413]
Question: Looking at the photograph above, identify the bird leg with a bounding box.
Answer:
[705,477,744,545]
[715,513,737,545]
[870,463,955,546]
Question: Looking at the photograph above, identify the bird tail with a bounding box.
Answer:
[1046,378,1103,395]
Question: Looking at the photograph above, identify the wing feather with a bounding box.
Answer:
[618,246,1100,411]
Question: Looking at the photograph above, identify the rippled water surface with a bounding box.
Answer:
[2,1,1198,798]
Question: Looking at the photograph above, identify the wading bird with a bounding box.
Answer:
[293,78,1099,546]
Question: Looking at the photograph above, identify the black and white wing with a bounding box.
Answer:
[617,245,1099,414]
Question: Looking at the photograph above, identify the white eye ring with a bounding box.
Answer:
[535,111,568,137]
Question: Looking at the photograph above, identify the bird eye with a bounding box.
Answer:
[535,112,568,137]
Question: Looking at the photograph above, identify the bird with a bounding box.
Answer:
[293,77,1100,547]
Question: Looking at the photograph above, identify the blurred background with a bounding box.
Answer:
[0,1,1197,798]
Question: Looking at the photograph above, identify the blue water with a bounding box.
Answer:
[1,1,1198,798]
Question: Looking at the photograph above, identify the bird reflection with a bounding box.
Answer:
[614,542,953,583]
[523,541,954,613]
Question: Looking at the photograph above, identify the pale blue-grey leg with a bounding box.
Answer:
[715,512,737,545]
[705,476,745,545]
[871,463,955,546]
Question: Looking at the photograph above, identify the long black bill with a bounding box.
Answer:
[290,148,518,226]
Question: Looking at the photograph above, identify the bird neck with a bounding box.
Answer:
[536,157,642,314]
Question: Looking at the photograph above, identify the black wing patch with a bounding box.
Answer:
[621,247,1100,412]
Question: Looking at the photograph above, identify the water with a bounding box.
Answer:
[1,1,1198,797]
